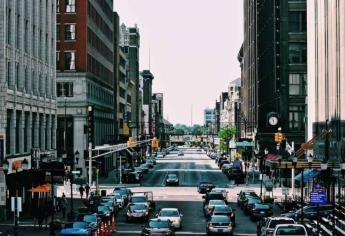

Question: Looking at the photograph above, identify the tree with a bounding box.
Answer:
[218,125,236,153]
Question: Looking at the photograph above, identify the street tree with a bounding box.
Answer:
[218,125,236,153]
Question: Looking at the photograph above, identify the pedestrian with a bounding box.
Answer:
[85,184,90,199]
[79,185,85,199]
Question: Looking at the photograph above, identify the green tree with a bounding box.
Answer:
[218,125,236,152]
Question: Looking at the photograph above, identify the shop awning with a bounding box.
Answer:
[295,169,320,183]
[28,184,51,193]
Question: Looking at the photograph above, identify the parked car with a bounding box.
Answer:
[237,190,258,209]
[178,151,184,156]
[97,205,111,219]
[62,221,91,236]
[126,203,150,222]
[156,208,183,229]
[206,215,234,236]
[272,224,308,236]
[281,204,333,221]
[259,217,295,236]
[141,218,175,236]
[210,205,236,225]
[165,174,179,186]
[198,182,215,194]
[210,188,228,199]
[250,203,273,221]
[203,192,227,204]
[204,200,227,217]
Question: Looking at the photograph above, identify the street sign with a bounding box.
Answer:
[72,170,81,174]
[236,141,255,147]
[310,191,327,205]
[229,140,236,149]
[314,183,321,190]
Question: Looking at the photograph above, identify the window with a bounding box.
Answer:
[6,61,10,85]
[16,15,20,49]
[289,11,306,33]
[65,24,76,40]
[288,43,307,64]
[289,74,306,96]
[57,0,60,13]
[64,51,75,70]
[56,51,60,70]
[289,106,305,131]
[56,82,73,97]
[56,24,60,41]
[7,9,11,44]
[24,20,29,52]
[65,0,75,13]
[16,63,20,90]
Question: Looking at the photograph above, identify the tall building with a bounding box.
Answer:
[56,0,115,177]
[142,70,154,138]
[0,0,57,217]
[152,93,163,140]
[204,108,215,134]
[242,0,307,151]
[120,24,141,139]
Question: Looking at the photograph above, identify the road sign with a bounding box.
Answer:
[310,191,327,205]
[72,170,81,174]
[314,183,321,190]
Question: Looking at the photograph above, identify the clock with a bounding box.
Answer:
[269,116,278,126]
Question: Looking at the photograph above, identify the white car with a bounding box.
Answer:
[272,224,308,236]
[261,217,295,236]
[108,193,125,208]
[156,208,183,229]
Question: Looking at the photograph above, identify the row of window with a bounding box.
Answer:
[87,83,113,105]
[88,3,113,41]
[56,51,75,71]
[88,27,113,62]
[56,82,73,97]
[87,54,113,85]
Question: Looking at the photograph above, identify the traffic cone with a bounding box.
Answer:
[112,215,116,232]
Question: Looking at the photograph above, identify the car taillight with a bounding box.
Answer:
[230,212,234,217]
[229,222,234,227]
[208,222,212,227]
[208,206,213,210]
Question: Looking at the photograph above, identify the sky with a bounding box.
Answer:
[115,0,243,125]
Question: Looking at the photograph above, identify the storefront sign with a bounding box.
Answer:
[310,191,327,205]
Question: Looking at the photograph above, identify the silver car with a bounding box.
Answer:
[206,215,234,235]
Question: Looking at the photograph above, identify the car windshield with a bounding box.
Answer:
[269,220,295,228]
[149,220,170,228]
[248,198,261,203]
[131,196,147,203]
[114,190,126,195]
[276,226,306,235]
[73,222,87,229]
[254,204,270,209]
[159,210,179,217]
[211,216,230,223]
[214,206,231,212]
[98,206,108,212]
[209,200,226,206]
[129,204,147,211]
[168,175,177,179]
[83,215,96,223]
[200,183,213,187]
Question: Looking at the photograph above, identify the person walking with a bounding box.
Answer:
[85,184,90,199]
[60,193,67,218]
[79,185,85,199]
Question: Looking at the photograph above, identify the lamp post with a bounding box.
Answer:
[260,149,268,199]
[68,150,79,220]
[2,158,29,236]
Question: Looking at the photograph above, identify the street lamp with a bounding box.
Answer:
[260,149,269,199]
[68,150,79,220]
[3,158,29,236]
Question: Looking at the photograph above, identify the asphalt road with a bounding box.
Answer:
[115,149,258,236]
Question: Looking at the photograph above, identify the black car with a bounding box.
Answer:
[250,203,272,221]
[237,190,258,209]
[141,218,175,236]
[226,168,245,183]
[165,174,179,186]
[203,192,227,205]
[210,205,236,225]
[243,197,262,214]
[122,171,140,183]
[198,182,215,194]
[126,203,150,222]
[281,204,333,221]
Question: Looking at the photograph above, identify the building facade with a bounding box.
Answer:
[142,70,154,138]
[0,0,57,218]
[242,0,307,152]
[56,0,115,178]
[307,0,345,202]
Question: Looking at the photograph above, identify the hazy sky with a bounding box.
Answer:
[115,0,243,125]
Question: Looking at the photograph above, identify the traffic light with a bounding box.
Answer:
[151,137,159,149]
[274,132,284,143]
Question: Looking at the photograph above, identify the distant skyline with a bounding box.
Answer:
[115,0,243,125]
